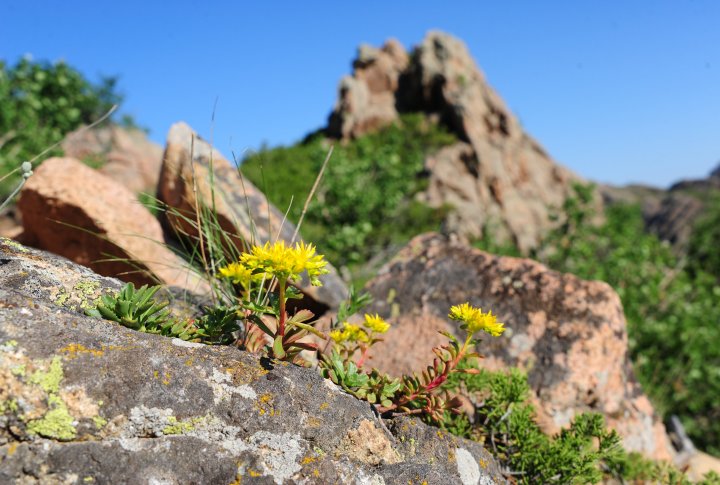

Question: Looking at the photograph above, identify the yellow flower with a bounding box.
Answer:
[330,323,369,343]
[363,314,390,334]
[449,303,505,337]
[218,262,263,289]
[240,241,329,285]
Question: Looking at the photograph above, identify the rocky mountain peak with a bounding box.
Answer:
[327,31,586,252]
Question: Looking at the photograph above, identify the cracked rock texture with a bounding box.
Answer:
[361,233,675,462]
[0,237,505,484]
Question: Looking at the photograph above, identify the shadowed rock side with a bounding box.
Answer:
[157,121,347,312]
[327,31,589,252]
[360,233,675,462]
[17,157,208,294]
[0,239,506,484]
[61,124,164,195]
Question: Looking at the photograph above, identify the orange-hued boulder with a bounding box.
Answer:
[18,157,207,293]
[157,122,347,312]
[62,124,163,195]
[361,233,675,462]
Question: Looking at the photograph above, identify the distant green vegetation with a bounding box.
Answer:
[688,193,720,281]
[0,57,133,196]
[241,114,456,270]
[477,183,720,456]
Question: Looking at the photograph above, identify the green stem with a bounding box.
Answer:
[278,277,287,338]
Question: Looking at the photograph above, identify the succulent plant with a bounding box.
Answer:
[86,283,170,333]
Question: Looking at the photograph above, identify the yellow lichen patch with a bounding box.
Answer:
[301,455,317,465]
[225,361,269,386]
[305,417,322,428]
[92,416,107,429]
[319,402,329,410]
[255,393,277,416]
[6,442,19,456]
[184,357,194,366]
[248,469,262,477]
[162,371,171,385]
[0,353,48,421]
[29,356,64,393]
[59,343,105,360]
[163,416,195,435]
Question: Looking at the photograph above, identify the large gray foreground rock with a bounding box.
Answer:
[0,237,505,484]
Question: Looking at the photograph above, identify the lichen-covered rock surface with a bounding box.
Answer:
[0,238,505,484]
[360,233,675,462]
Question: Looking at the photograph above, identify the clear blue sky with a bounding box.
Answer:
[2,0,718,187]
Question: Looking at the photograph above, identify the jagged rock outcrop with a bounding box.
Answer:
[359,233,675,462]
[328,39,409,139]
[157,122,347,312]
[0,237,506,484]
[62,124,164,195]
[327,31,586,251]
[17,157,208,294]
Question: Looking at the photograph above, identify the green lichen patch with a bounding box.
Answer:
[52,280,109,312]
[163,416,196,435]
[29,356,64,394]
[92,415,107,429]
[26,394,76,440]
[0,398,19,413]
[0,237,29,253]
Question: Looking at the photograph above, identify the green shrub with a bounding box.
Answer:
[0,57,132,196]
[688,193,720,280]
[443,364,720,484]
[241,114,456,269]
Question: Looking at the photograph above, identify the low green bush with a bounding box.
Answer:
[241,114,456,269]
[443,364,720,484]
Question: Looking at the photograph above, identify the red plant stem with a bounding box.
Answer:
[379,336,473,413]
[356,345,370,367]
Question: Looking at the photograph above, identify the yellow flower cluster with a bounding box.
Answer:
[330,323,369,344]
[330,314,391,344]
[240,241,329,286]
[364,313,390,334]
[218,262,265,289]
[449,303,505,337]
